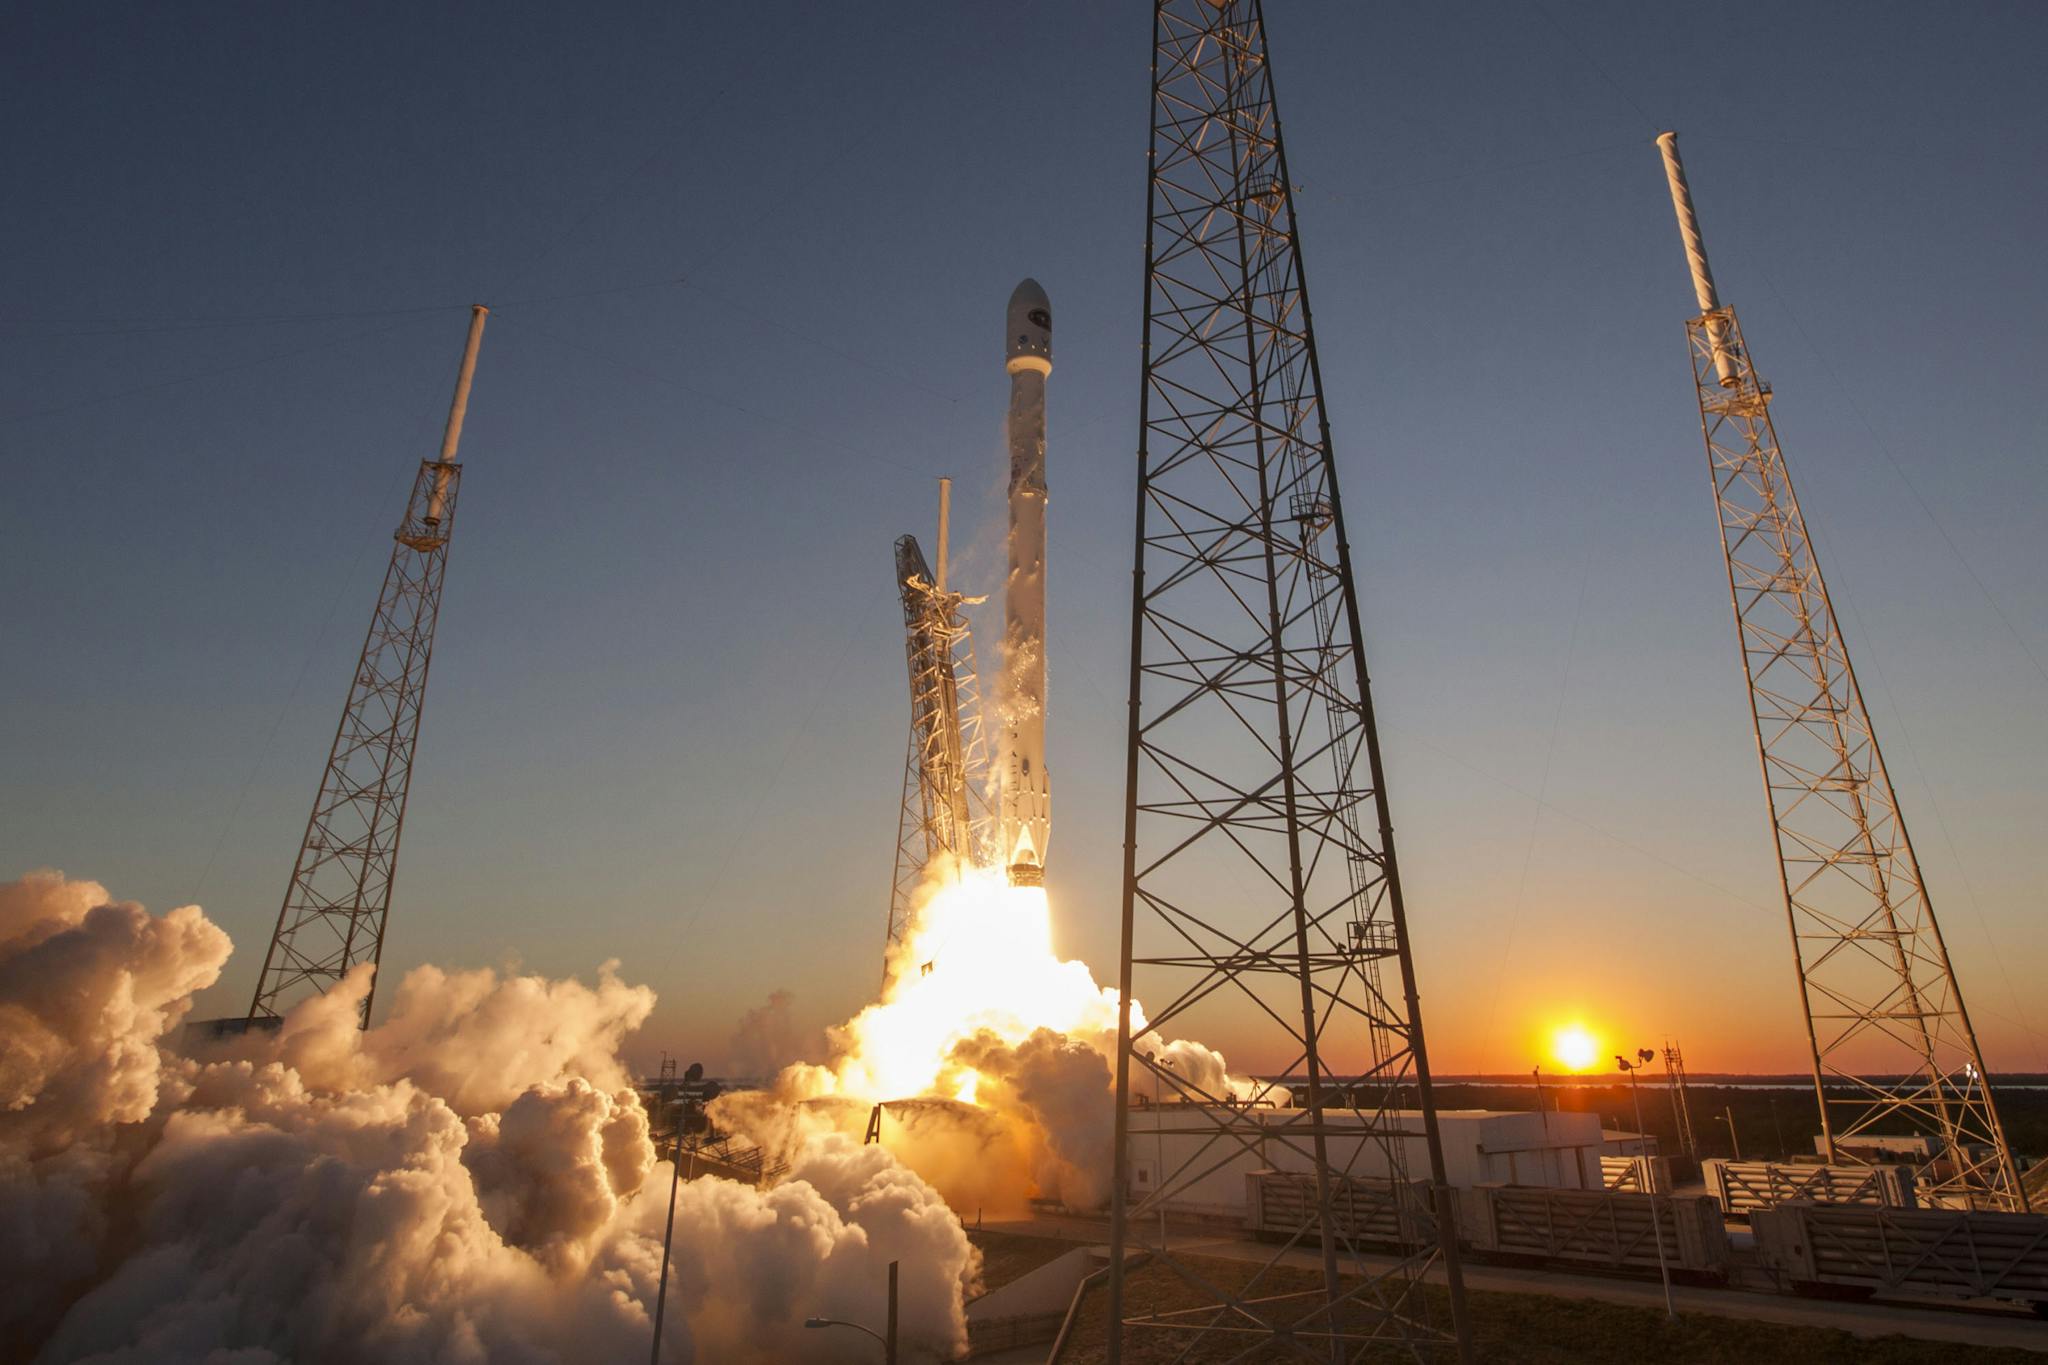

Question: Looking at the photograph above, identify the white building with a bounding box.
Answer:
[1125,1106,1611,1222]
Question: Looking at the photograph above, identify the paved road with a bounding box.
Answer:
[982,1212,2048,1356]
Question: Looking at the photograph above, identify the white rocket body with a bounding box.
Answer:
[1000,279,1052,886]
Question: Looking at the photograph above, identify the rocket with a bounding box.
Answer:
[1000,279,1052,886]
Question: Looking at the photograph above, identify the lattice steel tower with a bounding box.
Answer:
[248,306,489,1027]
[1655,133,2023,1211]
[1107,3,1473,1357]
[885,480,992,982]
[1662,1040,1699,1162]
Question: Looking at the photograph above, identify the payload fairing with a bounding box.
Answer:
[1000,279,1052,885]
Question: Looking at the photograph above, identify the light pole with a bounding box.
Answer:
[1153,1056,1174,1248]
[1719,1106,1742,1161]
[1617,1048,1677,1322]
[805,1260,898,1364]
[804,1318,888,1356]
[649,1078,711,1365]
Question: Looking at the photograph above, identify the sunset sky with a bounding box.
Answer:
[3,3,2043,1079]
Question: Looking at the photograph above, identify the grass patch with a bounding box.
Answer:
[1027,1240,2038,1363]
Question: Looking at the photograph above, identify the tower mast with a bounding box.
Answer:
[1655,132,2024,1211]
[248,305,488,1027]
[1107,3,1473,1357]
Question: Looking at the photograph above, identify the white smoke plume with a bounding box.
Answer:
[0,871,978,1364]
[0,871,230,1152]
[0,871,234,1344]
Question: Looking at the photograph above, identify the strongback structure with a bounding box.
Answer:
[1656,133,2024,1211]
[248,306,489,1028]
[886,480,992,981]
[1107,3,1473,1358]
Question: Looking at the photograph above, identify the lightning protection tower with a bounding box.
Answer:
[885,479,992,984]
[1107,3,1473,1358]
[1662,1040,1699,1162]
[1655,133,2023,1211]
[248,305,489,1028]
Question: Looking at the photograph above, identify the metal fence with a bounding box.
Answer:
[1243,1170,1443,1250]
[1703,1159,1914,1216]
[1459,1185,1729,1276]
[1600,1154,1672,1194]
[1752,1201,2048,1305]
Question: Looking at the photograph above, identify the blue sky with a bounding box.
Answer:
[3,3,2043,1075]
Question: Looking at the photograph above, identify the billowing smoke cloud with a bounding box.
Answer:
[0,870,232,1344]
[1,871,230,1151]
[714,1088,1042,1221]
[0,871,978,1364]
[264,955,653,1114]
[949,1027,1115,1209]
[664,1134,978,1357]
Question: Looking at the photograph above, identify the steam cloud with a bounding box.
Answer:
[0,870,978,1363]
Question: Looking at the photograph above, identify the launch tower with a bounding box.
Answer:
[1107,3,1473,1357]
[886,480,992,979]
[1656,133,2024,1211]
[247,306,488,1028]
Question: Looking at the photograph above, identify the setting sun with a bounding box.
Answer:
[1552,1024,1600,1072]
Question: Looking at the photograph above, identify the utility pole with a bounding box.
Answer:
[248,306,488,1026]
[1652,132,2024,1211]
[1618,1049,1677,1321]
[650,1132,684,1365]
[885,1260,899,1365]
[1107,3,1471,1358]
[1720,1107,1743,1161]
[803,1261,898,1363]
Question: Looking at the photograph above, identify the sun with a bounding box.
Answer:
[1551,1025,1599,1072]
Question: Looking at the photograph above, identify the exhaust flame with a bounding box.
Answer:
[723,857,1271,1213]
[788,860,1133,1106]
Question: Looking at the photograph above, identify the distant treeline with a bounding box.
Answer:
[1429,1080,2048,1166]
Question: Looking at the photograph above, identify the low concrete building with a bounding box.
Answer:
[1601,1128,1659,1157]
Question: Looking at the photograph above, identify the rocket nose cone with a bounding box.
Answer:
[1006,278,1052,371]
